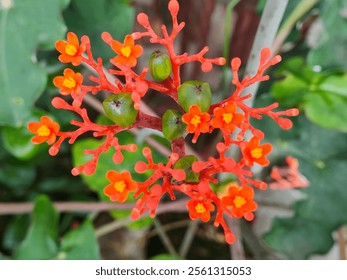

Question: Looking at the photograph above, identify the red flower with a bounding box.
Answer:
[182,105,211,143]
[211,102,243,133]
[55,32,85,66]
[187,197,215,222]
[110,35,143,67]
[241,137,272,167]
[104,170,137,203]
[27,116,60,145]
[221,185,257,220]
[53,68,83,96]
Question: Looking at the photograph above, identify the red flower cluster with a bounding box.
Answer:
[28,0,301,244]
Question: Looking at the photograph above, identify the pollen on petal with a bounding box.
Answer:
[63,77,76,89]
[233,196,246,208]
[222,113,233,124]
[121,46,132,58]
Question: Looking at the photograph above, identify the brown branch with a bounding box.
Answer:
[0,199,188,216]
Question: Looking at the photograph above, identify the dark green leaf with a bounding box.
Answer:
[59,221,99,260]
[63,0,134,60]
[15,196,59,259]
[257,114,347,259]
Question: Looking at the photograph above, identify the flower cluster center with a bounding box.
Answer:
[191,115,201,127]
[121,46,132,58]
[251,148,263,159]
[222,113,233,124]
[63,77,76,89]
[37,125,51,137]
[65,44,77,56]
[114,180,126,192]
[195,202,206,214]
[233,196,246,208]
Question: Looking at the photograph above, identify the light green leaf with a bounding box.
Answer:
[14,196,59,259]
[59,221,99,260]
[0,0,69,127]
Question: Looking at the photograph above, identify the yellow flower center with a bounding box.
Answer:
[37,125,51,137]
[251,148,263,159]
[233,196,246,208]
[114,180,126,193]
[222,113,233,124]
[63,77,76,89]
[195,202,206,214]
[65,44,77,56]
[121,46,132,58]
[190,115,201,127]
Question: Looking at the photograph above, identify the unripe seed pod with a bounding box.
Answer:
[103,93,138,127]
[178,80,212,112]
[149,50,172,81]
[162,109,186,140]
[173,155,199,183]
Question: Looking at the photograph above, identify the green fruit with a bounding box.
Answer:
[102,93,138,127]
[173,155,199,183]
[162,109,186,140]
[178,80,212,112]
[149,50,172,81]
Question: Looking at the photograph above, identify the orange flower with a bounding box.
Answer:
[27,116,60,145]
[53,68,83,96]
[211,102,243,133]
[104,170,137,203]
[187,197,215,222]
[221,185,257,220]
[55,32,85,66]
[111,35,143,67]
[241,137,272,167]
[182,105,211,143]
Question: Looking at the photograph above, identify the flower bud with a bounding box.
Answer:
[102,93,138,127]
[149,50,172,81]
[178,80,212,112]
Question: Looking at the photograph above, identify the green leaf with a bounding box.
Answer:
[0,0,69,127]
[173,155,199,183]
[258,115,347,259]
[0,161,36,193]
[178,80,212,112]
[59,221,99,260]
[303,91,347,132]
[162,109,186,140]
[63,0,134,60]
[103,94,138,127]
[308,0,347,70]
[2,215,30,252]
[271,57,347,131]
[15,196,59,259]
[151,253,181,260]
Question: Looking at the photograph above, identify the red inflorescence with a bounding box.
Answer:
[28,0,302,244]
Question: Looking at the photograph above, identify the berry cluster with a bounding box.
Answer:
[28,0,299,244]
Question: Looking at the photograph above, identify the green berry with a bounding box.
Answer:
[102,93,138,127]
[149,50,172,81]
[178,80,212,112]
